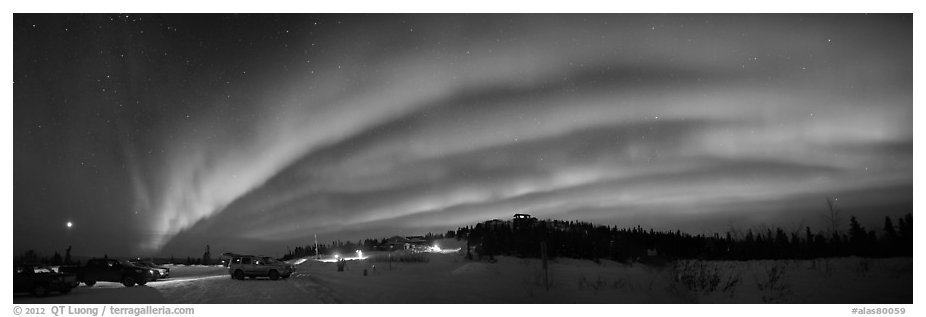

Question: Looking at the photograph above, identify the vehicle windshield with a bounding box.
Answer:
[119,260,138,267]
[262,257,278,264]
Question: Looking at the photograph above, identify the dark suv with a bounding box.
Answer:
[14,264,78,296]
[62,258,154,287]
[227,254,294,280]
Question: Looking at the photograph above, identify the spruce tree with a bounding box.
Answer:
[64,245,72,265]
[883,217,897,241]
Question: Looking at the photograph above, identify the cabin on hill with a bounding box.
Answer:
[479,213,539,231]
[513,213,538,228]
[385,236,408,249]
[385,235,429,250]
[513,213,533,220]
[405,236,428,248]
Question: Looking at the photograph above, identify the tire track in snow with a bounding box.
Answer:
[289,273,342,304]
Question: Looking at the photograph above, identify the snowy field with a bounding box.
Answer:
[13,254,911,304]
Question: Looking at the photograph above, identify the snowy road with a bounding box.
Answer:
[155,271,329,304]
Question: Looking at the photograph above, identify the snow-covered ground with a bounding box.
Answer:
[13,254,911,304]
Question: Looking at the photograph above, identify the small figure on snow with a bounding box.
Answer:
[337,258,347,272]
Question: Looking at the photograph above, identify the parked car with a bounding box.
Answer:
[131,261,170,280]
[58,258,154,287]
[226,254,294,280]
[14,264,78,296]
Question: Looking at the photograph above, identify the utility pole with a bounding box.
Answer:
[314,234,319,260]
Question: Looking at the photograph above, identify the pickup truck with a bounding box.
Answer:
[59,258,155,287]
[225,253,294,280]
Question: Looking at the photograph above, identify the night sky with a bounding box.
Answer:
[14,14,911,257]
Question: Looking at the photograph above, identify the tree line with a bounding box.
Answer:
[17,244,218,266]
[454,213,912,262]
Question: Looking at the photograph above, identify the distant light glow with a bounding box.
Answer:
[66,221,72,228]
